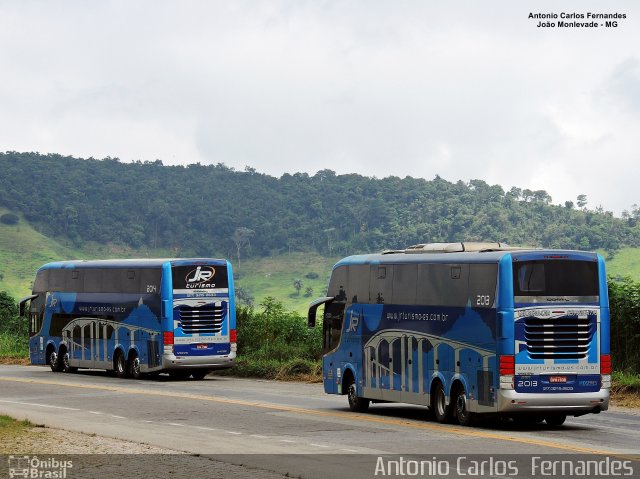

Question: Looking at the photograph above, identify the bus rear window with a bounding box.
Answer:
[513,260,599,297]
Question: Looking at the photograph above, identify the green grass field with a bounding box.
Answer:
[233,253,339,314]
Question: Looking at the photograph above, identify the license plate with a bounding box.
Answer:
[196,344,208,350]
[549,376,567,383]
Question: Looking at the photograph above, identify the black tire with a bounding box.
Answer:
[191,369,208,380]
[129,352,143,380]
[169,370,191,380]
[48,348,61,372]
[545,415,566,427]
[513,415,544,425]
[61,350,77,373]
[453,385,474,427]
[347,377,370,412]
[114,350,129,378]
[432,382,451,423]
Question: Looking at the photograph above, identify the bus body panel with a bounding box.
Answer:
[24,258,236,375]
[314,248,610,420]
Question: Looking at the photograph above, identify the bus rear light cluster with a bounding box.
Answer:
[230,329,237,352]
[601,354,611,388]
[499,355,515,390]
[163,331,174,354]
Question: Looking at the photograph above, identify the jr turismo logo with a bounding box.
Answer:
[185,266,216,288]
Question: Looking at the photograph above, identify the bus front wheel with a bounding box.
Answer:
[432,382,451,423]
[115,351,129,379]
[347,378,370,412]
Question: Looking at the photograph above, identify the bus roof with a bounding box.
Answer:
[334,249,599,268]
[37,258,229,271]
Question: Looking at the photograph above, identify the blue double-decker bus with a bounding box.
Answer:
[19,258,236,379]
[308,242,610,426]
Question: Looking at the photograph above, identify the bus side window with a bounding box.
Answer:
[323,301,345,353]
[29,295,45,337]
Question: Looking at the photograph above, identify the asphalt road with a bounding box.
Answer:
[1,365,639,478]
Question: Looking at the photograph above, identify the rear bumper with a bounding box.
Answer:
[497,388,609,414]
[162,351,236,370]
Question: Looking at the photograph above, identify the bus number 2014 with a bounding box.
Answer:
[476,295,491,306]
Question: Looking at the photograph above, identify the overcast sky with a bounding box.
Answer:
[1,1,638,215]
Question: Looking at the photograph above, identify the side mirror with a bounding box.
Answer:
[18,294,38,317]
[307,296,334,328]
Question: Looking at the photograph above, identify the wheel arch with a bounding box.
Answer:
[341,365,357,396]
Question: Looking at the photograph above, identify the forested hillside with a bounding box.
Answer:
[1,152,639,259]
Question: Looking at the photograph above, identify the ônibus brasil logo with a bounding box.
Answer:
[185,266,216,288]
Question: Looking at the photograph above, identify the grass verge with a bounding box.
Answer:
[213,357,322,382]
[0,415,32,452]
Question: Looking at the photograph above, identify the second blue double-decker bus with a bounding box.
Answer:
[19,258,236,379]
[308,242,610,426]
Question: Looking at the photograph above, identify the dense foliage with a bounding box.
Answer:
[609,277,640,373]
[0,291,28,358]
[225,298,322,378]
[2,152,639,259]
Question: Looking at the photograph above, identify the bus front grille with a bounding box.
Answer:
[524,316,596,360]
[178,302,226,334]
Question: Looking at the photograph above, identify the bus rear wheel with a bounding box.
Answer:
[432,382,451,423]
[545,415,566,427]
[453,385,474,426]
[347,378,370,412]
[129,353,142,380]
[169,370,191,380]
[191,369,208,380]
[114,351,129,379]
[61,351,77,374]
[48,348,61,372]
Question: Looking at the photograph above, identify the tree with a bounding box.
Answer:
[293,279,302,296]
[577,194,588,209]
[304,286,314,297]
[0,213,19,225]
[231,227,254,270]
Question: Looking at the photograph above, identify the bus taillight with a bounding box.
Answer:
[163,331,174,345]
[230,329,237,352]
[601,354,611,389]
[600,354,611,374]
[499,355,515,390]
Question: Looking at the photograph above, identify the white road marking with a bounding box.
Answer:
[88,411,102,415]
[279,439,295,443]
[225,431,242,435]
[142,420,154,423]
[110,415,125,419]
[250,434,268,439]
[309,443,330,448]
[341,448,359,453]
[168,423,185,427]
[194,426,218,431]
[0,399,80,411]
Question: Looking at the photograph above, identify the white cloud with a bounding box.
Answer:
[0,0,638,214]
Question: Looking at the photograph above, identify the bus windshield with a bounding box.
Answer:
[513,260,599,297]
